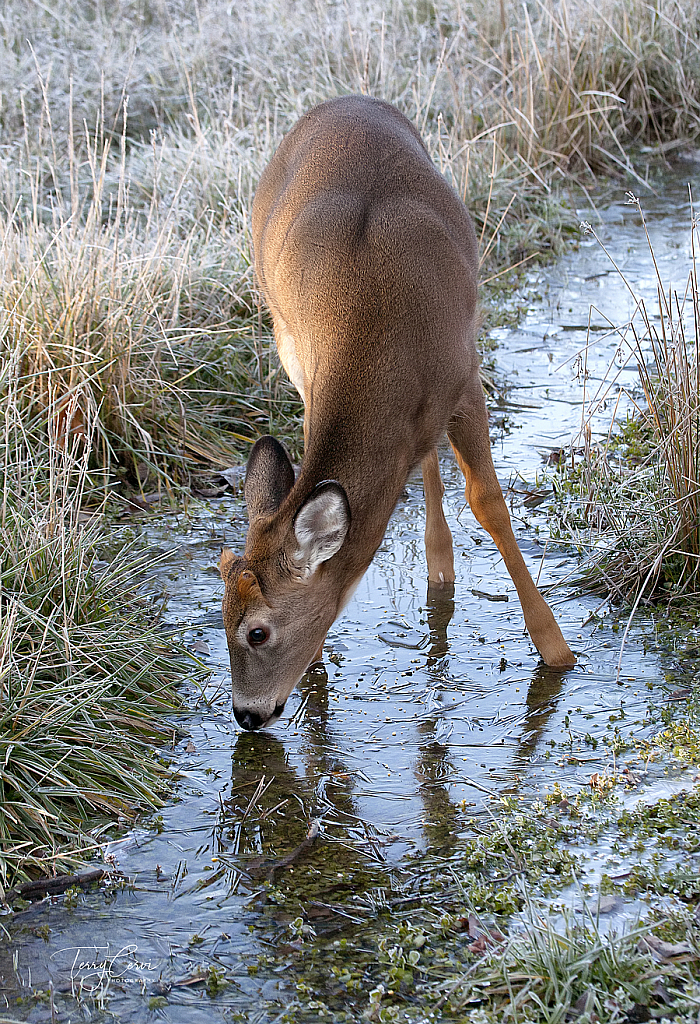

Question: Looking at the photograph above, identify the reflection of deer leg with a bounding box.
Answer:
[425,584,455,662]
[447,384,575,668]
[515,663,568,765]
[415,737,460,856]
[421,448,455,587]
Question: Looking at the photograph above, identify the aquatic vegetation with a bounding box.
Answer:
[210,781,700,1023]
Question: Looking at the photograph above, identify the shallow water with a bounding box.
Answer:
[3,172,700,1021]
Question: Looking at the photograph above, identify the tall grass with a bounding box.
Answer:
[2,0,700,481]
[0,112,301,490]
[0,345,204,890]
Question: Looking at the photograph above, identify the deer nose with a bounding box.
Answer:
[233,702,286,731]
[233,708,264,731]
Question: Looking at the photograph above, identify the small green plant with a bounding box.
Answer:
[205,965,230,998]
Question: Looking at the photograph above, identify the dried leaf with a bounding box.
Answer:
[639,934,694,960]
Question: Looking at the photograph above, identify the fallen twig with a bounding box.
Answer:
[5,867,109,905]
[246,819,322,882]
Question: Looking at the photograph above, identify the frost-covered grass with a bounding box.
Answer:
[0,372,204,888]
[3,0,700,480]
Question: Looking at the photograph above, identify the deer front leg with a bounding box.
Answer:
[447,388,575,668]
[309,639,326,667]
[421,448,455,587]
[273,315,309,449]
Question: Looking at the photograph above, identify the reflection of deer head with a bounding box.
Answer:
[219,693,358,869]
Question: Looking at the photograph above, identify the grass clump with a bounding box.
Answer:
[424,899,700,1023]
[0,361,203,891]
[0,114,302,491]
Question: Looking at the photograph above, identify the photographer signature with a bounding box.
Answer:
[50,944,156,989]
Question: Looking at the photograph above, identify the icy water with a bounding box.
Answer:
[2,172,699,1021]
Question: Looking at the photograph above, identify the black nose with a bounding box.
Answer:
[234,708,264,731]
[233,702,287,731]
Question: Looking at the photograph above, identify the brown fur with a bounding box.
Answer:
[236,570,265,607]
[221,96,574,730]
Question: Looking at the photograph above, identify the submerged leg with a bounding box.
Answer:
[421,448,455,587]
[447,384,575,668]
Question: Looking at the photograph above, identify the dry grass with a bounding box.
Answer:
[1,0,699,481]
[0,114,297,490]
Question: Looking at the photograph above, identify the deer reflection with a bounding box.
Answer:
[511,662,568,768]
[414,583,569,851]
[214,670,370,896]
[425,582,455,664]
[220,730,309,863]
[295,664,356,822]
[415,584,462,853]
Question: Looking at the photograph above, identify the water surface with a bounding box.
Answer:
[2,172,698,1021]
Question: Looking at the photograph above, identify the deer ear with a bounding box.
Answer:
[244,436,295,522]
[293,481,350,578]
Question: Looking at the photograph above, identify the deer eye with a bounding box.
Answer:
[247,627,269,646]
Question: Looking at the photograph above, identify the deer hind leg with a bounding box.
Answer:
[421,448,455,588]
[447,385,575,668]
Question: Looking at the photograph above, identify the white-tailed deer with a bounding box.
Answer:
[220,96,575,731]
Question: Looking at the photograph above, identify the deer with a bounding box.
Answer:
[219,95,575,732]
